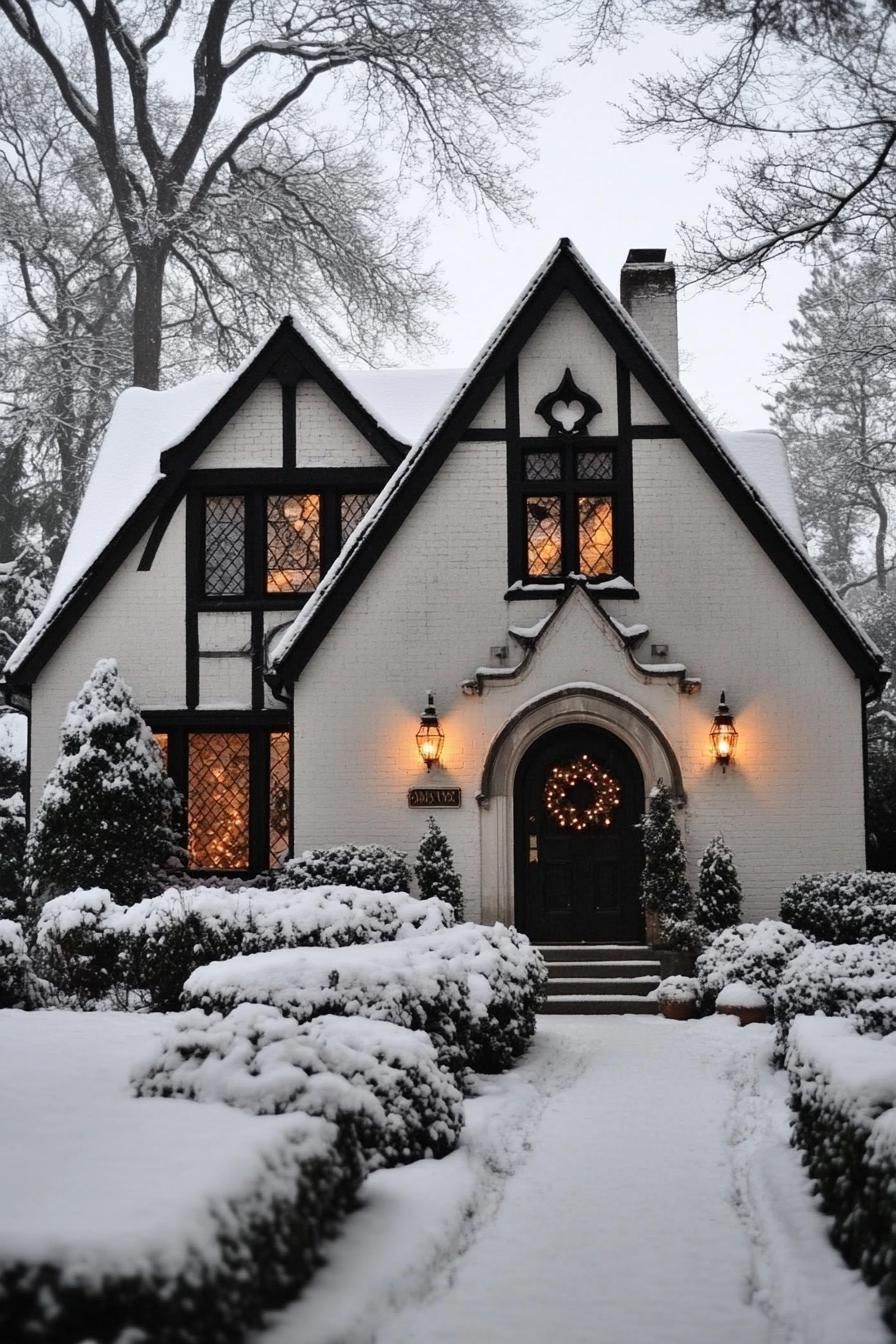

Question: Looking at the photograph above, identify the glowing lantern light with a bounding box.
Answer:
[710,691,738,772]
[415,691,445,771]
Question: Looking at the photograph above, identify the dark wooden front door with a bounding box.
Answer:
[514,725,644,943]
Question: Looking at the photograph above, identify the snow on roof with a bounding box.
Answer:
[340,367,463,444]
[718,430,804,545]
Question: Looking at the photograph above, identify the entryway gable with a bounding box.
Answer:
[463,584,699,698]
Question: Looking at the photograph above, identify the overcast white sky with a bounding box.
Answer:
[404,22,808,431]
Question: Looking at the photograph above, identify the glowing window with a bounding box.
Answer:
[526,496,563,578]
[578,497,614,576]
[269,731,291,866]
[188,732,250,870]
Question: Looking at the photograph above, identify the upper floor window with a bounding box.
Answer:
[518,445,616,581]
[203,489,376,601]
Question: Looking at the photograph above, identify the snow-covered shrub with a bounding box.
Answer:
[695,835,742,932]
[638,780,692,937]
[854,997,896,1039]
[781,872,896,943]
[774,941,896,1058]
[184,940,474,1081]
[409,923,546,1072]
[696,919,809,1009]
[0,790,25,920]
[133,1004,463,1172]
[0,1106,359,1344]
[656,975,699,1005]
[415,818,464,920]
[786,1015,896,1325]
[33,888,124,1007]
[278,845,412,894]
[25,660,182,905]
[0,920,48,1009]
[716,981,768,1013]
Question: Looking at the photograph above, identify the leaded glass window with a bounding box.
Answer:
[340,492,376,545]
[205,496,245,596]
[578,497,614,576]
[524,451,562,482]
[269,731,291,866]
[153,732,169,770]
[188,732,250,870]
[577,450,613,481]
[526,496,563,577]
[267,494,321,594]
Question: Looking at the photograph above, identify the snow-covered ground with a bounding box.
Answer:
[257,1015,890,1344]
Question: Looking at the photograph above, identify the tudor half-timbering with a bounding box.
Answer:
[4,240,887,935]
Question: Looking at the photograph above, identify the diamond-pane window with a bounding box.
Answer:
[153,732,169,770]
[269,731,291,866]
[524,451,562,482]
[205,496,245,596]
[340,493,376,546]
[526,496,563,577]
[577,450,613,481]
[267,494,321,594]
[578,497,614,576]
[188,733,250,870]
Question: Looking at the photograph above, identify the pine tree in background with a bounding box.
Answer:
[25,659,182,906]
[415,818,463,922]
[638,781,691,926]
[695,835,742,933]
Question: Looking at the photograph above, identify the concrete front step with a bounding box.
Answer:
[540,995,659,1016]
[536,944,653,963]
[546,960,660,979]
[545,976,659,997]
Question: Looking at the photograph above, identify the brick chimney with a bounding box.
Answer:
[619,248,679,379]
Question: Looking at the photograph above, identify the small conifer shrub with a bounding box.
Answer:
[695,835,742,932]
[638,780,691,924]
[26,660,182,906]
[415,817,464,920]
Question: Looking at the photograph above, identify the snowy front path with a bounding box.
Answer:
[258,1016,891,1344]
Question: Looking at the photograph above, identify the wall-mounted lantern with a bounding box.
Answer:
[710,691,738,772]
[415,691,445,771]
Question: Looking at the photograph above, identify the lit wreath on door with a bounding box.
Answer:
[544,754,621,830]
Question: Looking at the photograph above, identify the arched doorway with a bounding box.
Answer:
[513,723,644,942]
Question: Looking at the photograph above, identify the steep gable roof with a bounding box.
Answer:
[4,317,408,688]
[270,239,885,693]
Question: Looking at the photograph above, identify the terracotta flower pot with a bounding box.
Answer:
[716,1003,769,1027]
[658,998,696,1021]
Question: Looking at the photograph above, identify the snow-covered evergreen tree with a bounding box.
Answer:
[26,659,182,906]
[0,711,27,918]
[638,781,691,921]
[695,835,742,932]
[415,818,463,921]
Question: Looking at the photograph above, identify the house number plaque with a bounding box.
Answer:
[407,787,462,808]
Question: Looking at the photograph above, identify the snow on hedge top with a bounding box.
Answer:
[787,1014,896,1117]
[0,1008,333,1272]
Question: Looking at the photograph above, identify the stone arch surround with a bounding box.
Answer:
[476,684,684,928]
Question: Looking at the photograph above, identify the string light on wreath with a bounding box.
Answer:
[543,754,621,831]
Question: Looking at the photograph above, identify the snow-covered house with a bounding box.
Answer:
[3,240,886,934]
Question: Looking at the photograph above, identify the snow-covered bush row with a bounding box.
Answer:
[781,872,896,943]
[133,1004,463,1172]
[774,942,896,1059]
[278,844,412,893]
[0,921,48,1010]
[695,919,809,1008]
[185,939,474,1080]
[0,1010,361,1344]
[35,884,454,1010]
[854,997,896,1038]
[184,924,545,1081]
[786,1015,896,1327]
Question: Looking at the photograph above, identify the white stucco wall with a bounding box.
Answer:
[290,291,866,922]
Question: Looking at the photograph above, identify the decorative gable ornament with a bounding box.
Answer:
[534,367,602,436]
